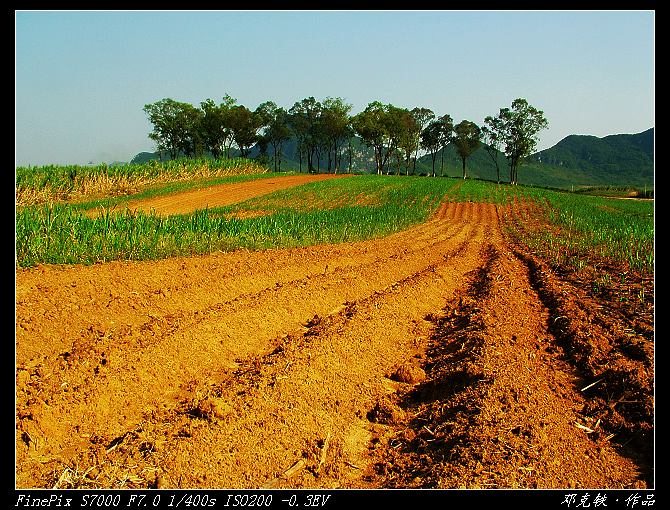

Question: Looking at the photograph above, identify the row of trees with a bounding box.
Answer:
[143,95,548,184]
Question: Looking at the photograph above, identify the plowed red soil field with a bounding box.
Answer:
[118,173,345,216]
[15,180,654,490]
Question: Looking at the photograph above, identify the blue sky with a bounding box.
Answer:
[15,10,654,167]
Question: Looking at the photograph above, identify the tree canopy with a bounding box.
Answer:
[143,99,202,161]
[452,120,481,179]
[143,95,548,183]
[489,98,549,185]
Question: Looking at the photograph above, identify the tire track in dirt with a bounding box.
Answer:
[15,201,650,489]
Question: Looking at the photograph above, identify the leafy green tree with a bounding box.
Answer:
[228,105,262,158]
[199,95,237,159]
[256,101,292,172]
[143,98,201,160]
[254,101,275,166]
[398,110,421,175]
[269,111,292,171]
[321,97,353,174]
[452,120,481,179]
[481,115,504,183]
[352,102,388,175]
[200,99,225,159]
[420,120,443,177]
[288,97,323,173]
[178,103,205,158]
[352,101,408,175]
[384,105,412,175]
[495,98,549,185]
[410,107,435,174]
[437,114,454,177]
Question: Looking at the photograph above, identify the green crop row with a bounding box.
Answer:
[15,174,460,267]
[16,200,428,267]
[15,173,654,275]
[537,192,654,272]
[223,174,456,214]
[15,157,267,206]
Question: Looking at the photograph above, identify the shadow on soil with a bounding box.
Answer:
[367,245,499,488]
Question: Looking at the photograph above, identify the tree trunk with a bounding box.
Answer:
[440,147,444,177]
[510,161,518,185]
[377,147,384,175]
[308,148,314,173]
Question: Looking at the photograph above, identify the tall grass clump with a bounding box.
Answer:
[15,157,268,206]
[16,200,429,267]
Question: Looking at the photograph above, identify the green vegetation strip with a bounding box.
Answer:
[15,157,268,206]
[15,173,653,273]
[16,175,448,267]
[412,178,653,273]
[531,191,654,273]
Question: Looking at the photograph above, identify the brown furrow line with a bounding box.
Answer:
[17,211,470,376]
[115,220,488,489]
[15,203,466,365]
[15,205,492,488]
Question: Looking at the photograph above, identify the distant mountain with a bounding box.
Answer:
[414,128,654,189]
[131,128,654,190]
[525,128,654,188]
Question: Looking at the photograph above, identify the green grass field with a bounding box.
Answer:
[15,162,654,276]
